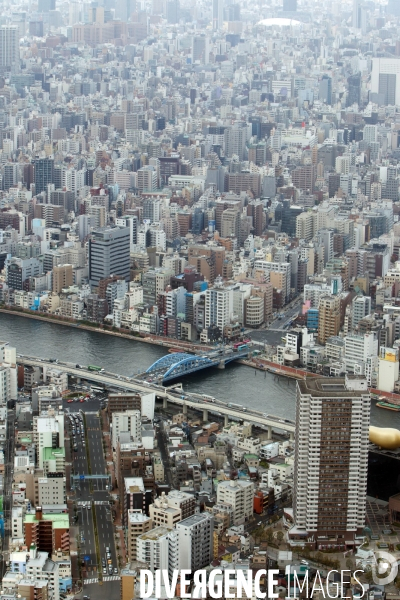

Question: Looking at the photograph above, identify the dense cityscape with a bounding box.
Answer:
[0,0,400,597]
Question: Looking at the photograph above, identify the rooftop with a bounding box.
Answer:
[124,477,145,493]
[43,447,65,460]
[139,526,171,541]
[297,376,369,397]
[24,513,69,529]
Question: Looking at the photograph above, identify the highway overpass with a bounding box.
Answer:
[17,356,295,438]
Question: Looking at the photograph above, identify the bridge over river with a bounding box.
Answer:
[141,346,253,383]
[17,355,295,438]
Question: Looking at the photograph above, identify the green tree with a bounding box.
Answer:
[276,531,284,543]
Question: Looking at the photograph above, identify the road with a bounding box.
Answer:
[67,405,120,600]
[18,357,296,433]
[248,299,303,346]
[0,407,16,580]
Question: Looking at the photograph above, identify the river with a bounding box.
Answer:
[0,313,398,428]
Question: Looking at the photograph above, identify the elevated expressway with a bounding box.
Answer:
[17,356,295,439]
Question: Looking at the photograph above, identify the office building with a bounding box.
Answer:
[6,257,43,290]
[123,477,153,525]
[353,0,367,32]
[192,35,209,65]
[318,295,341,345]
[24,508,69,555]
[38,474,66,506]
[161,490,196,519]
[0,26,19,71]
[351,295,371,329]
[136,526,172,572]
[371,58,400,106]
[175,513,214,571]
[166,0,180,23]
[290,376,370,547]
[216,479,254,524]
[319,75,332,105]
[33,157,54,195]
[221,208,240,239]
[88,226,130,288]
[378,347,400,393]
[344,333,378,382]
[52,265,73,294]
[212,0,223,29]
[42,447,65,475]
[347,73,361,107]
[149,497,181,529]
[33,412,64,469]
[296,212,314,242]
[205,283,233,331]
[111,410,141,449]
[22,546,60,600]
[127,510,152,562]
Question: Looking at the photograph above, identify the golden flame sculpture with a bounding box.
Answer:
[369,426,400,450]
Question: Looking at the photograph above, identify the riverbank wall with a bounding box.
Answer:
[0,307,208,352]
[3,306,400,402]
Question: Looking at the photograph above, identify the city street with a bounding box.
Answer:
[248,298,303,346]
[67,406,120,599]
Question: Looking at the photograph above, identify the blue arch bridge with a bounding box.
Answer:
[143,347,252,383]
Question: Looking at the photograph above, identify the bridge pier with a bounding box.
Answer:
[76,377,81,384]
[163,397,168,409]
[289,431,294,442]
[203,409,208,422]
[182,403,187,416]
[224,415,229,427]
[266,425,272,440]
[217,361,225,369]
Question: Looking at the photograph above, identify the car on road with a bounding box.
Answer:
[67,399,74,403]
[103,568,107,575]
[113,568,118,574]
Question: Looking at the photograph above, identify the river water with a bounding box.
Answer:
[0,313,398,428]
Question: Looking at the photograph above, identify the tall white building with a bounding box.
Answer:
[111,410,141,449]
[0,340,17,405]
[371,58,400,106]
[175,513,214,571]
[136,526,171,572]
[205,283,233,330]
[253,260,291,303]
[296,212,314,242]
[0,26,19,70]
[351,295,371,329]
[335,156,350,175]
[378,346,400,393]
[25,546,60,600]
[344,333,378,380]
[290,376,370,547]
[212,0,223,29]
[363,125,378,144]
[216,479,254,524]
[33,412,65,469]
[38,475,66,506]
